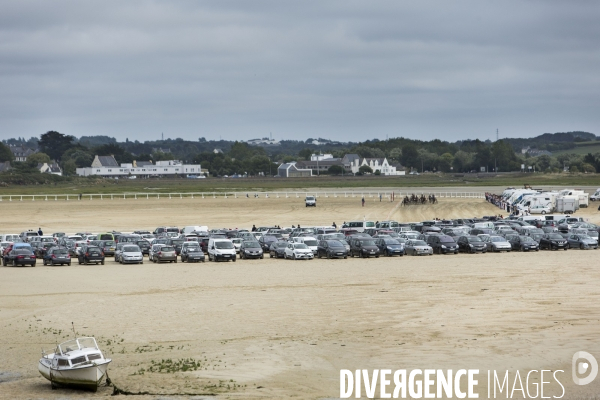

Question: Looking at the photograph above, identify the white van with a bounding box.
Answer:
[472,222,494,229]
[591,189,600,202]
[207,238,237,262]
[343,221,375,233]
[544,214,571,221]
[517,216,544,224]
[305,196,316,207]
[0,234,20,242]
[181,225,208,235]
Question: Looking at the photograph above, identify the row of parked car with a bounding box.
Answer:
[1,214,598,267]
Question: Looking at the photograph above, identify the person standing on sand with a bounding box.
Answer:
[362,197,365,207]
[38,227,43,236]
[252,225,257,232]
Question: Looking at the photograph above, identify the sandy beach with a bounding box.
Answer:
[1,195,600,399]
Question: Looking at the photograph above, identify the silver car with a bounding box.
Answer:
[404,240,433,256]
[120,244,144,264]
[485,236,512,252]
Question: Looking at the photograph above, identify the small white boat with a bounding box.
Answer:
[38,337,111,392]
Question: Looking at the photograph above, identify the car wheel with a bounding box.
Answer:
[154,257,158,263]
[344,255,347,259]
[542,211,546,215]
[101,260,105,265]
[78,259,82,265]
[232,256,236,262]
[68,262,71,266]
[413,250,417,256]
[12,259,17,267]
[43,259,47,265]
[293,254,297,260]
[580,244,585,250]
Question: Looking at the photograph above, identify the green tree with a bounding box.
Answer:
[358,165,373,174]
[388,147,402,162]
[438,153,454,172]
[62,148,93,168]
[581,163,596,173]
[0,142,14,162]
[374,169,381,175]
[62,159,77,176]
[39,131,75,161]
[328,165,344,175]
[26,152,51,167]
[298,148,312,161]
[453,150,474,172]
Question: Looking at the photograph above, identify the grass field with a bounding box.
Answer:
[1,172,599,195]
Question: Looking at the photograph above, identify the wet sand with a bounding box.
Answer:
[1,196,600,399]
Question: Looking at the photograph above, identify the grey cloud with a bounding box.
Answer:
[0,1,599,142]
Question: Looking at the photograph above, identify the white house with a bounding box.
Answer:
[77,158,201,178]
[349,157,405,176]
[38,162,63,176]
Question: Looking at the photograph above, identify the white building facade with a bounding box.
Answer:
[349,157,405,176]
[77,160,202,178]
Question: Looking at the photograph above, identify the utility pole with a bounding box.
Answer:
[496,129,499,141]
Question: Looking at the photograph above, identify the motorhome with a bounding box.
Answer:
[558,189,589,208]
[591,188,600,202]
[342,221,376,233]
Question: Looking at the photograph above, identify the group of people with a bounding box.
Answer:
[485,192,528,216]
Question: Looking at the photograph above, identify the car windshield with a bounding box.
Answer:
[439,236,454,243]
[187,246,201,252]
[103,241,116,246]
[137,241,149,246]
[294,244,308,249]
[244,241,260,248]
[490,237,505,242]
[384,239,400,245]
[467,237,482,242]
[520,237,534,243]
[161,246,175,252]
[215,242,234,249]
[171,239,184,245]
[274,242,287,248]
[412,240,427,246]
[123,246,140,252]
[53,249,69,255]
[579,235,591,240]
[303,240,318,246]
[328,241,344,247]
[360,240,376,246]
[547,234,563,240]
[16,249,33,255]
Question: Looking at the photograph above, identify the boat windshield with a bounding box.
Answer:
[58,337,98,355]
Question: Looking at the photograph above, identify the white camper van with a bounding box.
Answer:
[591,188,600,202]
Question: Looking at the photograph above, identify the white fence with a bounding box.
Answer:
[0,191,485,202]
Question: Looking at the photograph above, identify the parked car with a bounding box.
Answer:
[166,238,185,255]
[180,243,205,262]
[349,238,380,258]
[97,240,116,256]
[136,240,151,256]
[239,240,264,259]
[529,205,552,214]
[404,240,433,256]
[119,244,144,264]
[426,235,458,255]
[485,236,512,252]
[269,242,288,258]
[509,236,540,252]
[42,247,71,266]
[375,238,405,257]
[316,240,348,259]
[207,238,237,262]
[152,245,178,263]
[457,236,487,253]
[539,233,568,251]
[284,243,314,260]
[77,245,105,265]
[566,234,599,250]
[5,249,37,267]
[36,242,57,258]
[258,235,279,252]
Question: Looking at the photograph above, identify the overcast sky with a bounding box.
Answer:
[1,1,599,143]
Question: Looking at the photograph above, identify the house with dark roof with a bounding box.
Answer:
[277,162,312,178]
[91,155,119,168]
[10,145,36,162]
[38,162,63,176]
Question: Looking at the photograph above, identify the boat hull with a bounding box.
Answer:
[39,357,111,391]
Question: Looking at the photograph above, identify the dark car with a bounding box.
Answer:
[539,233,568,251]
[98,240,117,256]
[117,234,142,244]
[375,238,405,257]
[180,244,205,262]
[6,249,37,267]
[349,238,380,258]
[78,246,105,265]
[457,236,487,253]
[426,235,458,255]
[136,240,151,255]
[509,236,540,252]
[239,240,264,259]
[36,242,57,258]
[167,238,185,255]
[259,235,279,252]
[42,247,71,266]
[316,240,348,259]
[269,242,288,258]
